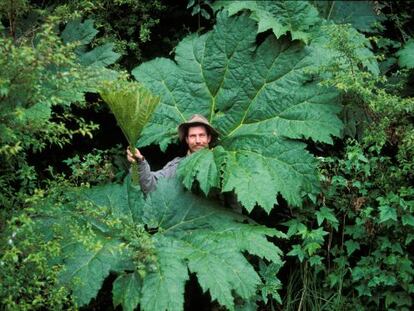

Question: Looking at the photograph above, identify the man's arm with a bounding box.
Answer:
[137,158,157,193]
[127,148,182,193]
[127,148,157,193]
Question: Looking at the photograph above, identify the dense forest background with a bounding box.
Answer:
[1,1,414,310]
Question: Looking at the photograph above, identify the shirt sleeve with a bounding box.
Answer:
[137,157,182,194]
[137,159,157,194]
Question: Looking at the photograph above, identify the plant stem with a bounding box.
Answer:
[129,145,140,186]
[327,1,335,20]
[298,262,308,311]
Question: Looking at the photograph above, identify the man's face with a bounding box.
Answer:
[185,125,211,153]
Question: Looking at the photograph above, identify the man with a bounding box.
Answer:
[127,114,218,193]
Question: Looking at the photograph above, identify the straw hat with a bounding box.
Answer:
[178,114,219,143]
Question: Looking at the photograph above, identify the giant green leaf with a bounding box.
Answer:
[34,182,140,306]
[214,1,379,75]
[132,12,343,212]
[81,176,144,223]
[38,178,285,310]
[100,80,160,147]
[27,183,136,307]
[100,80,160,185]
[213,0,321,43]
[140,179,284,310]
[59,239,128,306]
[140,238,189,311]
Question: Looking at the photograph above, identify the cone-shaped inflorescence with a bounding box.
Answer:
[100,80,160,186]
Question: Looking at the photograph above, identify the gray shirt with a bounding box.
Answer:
[138,157,184,193]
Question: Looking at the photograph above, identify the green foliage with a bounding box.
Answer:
[187,0,214,20]
[0,20,101,212]
[274,2,414,309]
[397,38,414,69]
[314,22,380,76]
[23,178,285,310]
[285,220,328,264]
[2,1,414,310]
[132,11,343,212]
[314,0,384,33]
[62,145,127,185]
[0,0,30,38]
[283,263,347,311]
[0,212,74,309]
[53,0,166,60]
[27,179,154,307]
[315,22,413,143]
[61,19,121,69]
[324,142,413,309]
[61,18,98,45]
[213,0,321,43]
[259,261,283,304]
[282,137,414,309]
[0,13,124,215]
